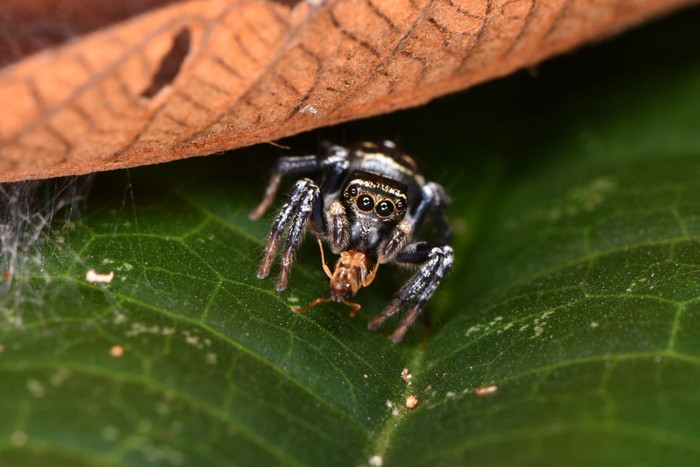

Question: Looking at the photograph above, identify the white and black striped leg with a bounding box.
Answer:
[376,220,412,263]
[257,179,321,292]
[368,243,454,343]
[411,182,453,243]
[249,156,319,220]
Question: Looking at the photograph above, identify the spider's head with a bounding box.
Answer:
[342,171,408,230]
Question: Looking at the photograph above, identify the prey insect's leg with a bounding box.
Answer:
[293,297,331,313]
[368,242,454,343]
[257,179,321,291]
[250,156,319,220]
[363,260,381,287]
[316,238,333,279]
[293,297,362,317]
[345,301,363,318]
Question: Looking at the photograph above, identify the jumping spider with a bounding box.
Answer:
[250,141,454,343]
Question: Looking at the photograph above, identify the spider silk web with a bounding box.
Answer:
[0,176,93,325]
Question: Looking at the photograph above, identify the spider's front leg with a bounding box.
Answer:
[368,242,454,343]
[249,144,350,221]
[249,155,320,221]
[257,179,321,292]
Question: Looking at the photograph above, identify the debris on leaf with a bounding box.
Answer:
[86,269,114,283]
[401,368,412,386]
[474,385,498,397]
[369,454,383,466]
[385,399,399,416]
[405,395,419,409]
[109,345,124,357]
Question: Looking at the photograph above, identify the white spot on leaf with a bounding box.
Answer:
[86,269,114,283]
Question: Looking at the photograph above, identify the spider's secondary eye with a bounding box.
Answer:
[347,186,359,197]
[357,195,374,211]
[395,199,406,211]
[376,200,395,217]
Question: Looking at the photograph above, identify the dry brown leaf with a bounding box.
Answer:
[0,0,695,182]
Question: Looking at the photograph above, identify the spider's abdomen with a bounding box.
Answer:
[348,141,425,202]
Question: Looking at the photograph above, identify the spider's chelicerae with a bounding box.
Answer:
[250,141,454,343]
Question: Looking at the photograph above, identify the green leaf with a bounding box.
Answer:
[2,10,700,467]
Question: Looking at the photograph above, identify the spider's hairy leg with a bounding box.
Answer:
[368,242,454,343]
[249,155,319,221]
[325,200,350,254]
[257,179,321,292]
[376,220,412,263]
[412,182,453,243]
[427,182,453,244]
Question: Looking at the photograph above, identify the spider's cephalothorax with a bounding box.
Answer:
[250,141,453,343]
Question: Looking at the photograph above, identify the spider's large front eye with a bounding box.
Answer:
[357,195,374,212]
[375,200,394,217]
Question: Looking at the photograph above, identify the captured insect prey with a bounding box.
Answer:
[250,141,454,343]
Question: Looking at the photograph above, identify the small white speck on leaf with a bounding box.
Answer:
[27,379,46,398]
[183,331,204,349]
[590,321,599,329]
[206,352,218,365]
[401,368,412,386]
[369,454,383,466]
[466,324,483,336]
[10,430,28,447]
[474,385,498,397]
[49,368,71,386]
[405,395,419,409]
[86,269,114,283]
[386,400,399,416]
[120,263,134,271]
